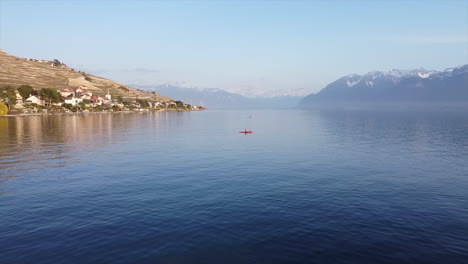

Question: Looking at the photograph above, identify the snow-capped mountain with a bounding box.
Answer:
[298,65,468,109]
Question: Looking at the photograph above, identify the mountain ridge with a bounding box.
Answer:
[298,65,468,109]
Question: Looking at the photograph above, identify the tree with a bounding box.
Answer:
[112,105,121,111]
[175,101,184,107]
[39,88,62,103]
[0,85,17,107]
[78,101,86,109]
[136,99,149,108]
[0,102,8,115]
[53,59,61,67]
[17,85,35,101]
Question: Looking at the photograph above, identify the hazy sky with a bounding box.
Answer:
[1,0,467,96]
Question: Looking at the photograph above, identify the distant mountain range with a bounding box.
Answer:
[298,65,468,109]
[130,84,304,109]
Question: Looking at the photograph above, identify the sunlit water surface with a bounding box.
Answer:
[1,110,468,263]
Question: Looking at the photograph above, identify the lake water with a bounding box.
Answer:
[1,110,468,263]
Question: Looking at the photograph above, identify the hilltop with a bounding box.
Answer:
[0,49,171,102]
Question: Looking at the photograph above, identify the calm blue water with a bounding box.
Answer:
[1,110,468,263]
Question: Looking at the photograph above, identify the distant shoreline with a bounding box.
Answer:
[1,108,206,117]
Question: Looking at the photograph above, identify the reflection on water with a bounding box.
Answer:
[1,110,468,263]
[1,110,468,187]
[0,112,182,183]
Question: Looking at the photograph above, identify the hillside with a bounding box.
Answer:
[0,49,172,102]
[298,65,468,109]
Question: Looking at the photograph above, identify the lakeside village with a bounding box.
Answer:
[0,85,205,115]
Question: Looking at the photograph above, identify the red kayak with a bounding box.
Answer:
[239,131,254,134]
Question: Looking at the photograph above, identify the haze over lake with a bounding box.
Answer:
[1,110,468,263]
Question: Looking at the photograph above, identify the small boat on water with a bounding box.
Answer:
[239,129,253,134]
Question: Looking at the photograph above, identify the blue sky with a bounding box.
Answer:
[1,0,467,96]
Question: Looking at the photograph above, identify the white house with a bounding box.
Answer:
[64,96,83,106]
[25,95,44,106]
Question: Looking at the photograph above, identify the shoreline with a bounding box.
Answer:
[1,108,206,118]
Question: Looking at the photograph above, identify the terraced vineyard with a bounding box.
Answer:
[0,49,171,102]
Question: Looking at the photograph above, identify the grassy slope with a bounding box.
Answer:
[0,49,172,102]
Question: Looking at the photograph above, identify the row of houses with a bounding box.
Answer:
[60,87,117,107]
[13,86,204,111]
[15,86,119,108]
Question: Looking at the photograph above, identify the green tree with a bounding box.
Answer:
[53,59,61,67]
[112,105,121,111]
[136,99,149,108]
[39,88,62,103]
[0,101,8,115]
[0,85,17,107]
[17,85,35,101]
[63,103,73,110]
[79,101,86,109]
[175,101,184,107]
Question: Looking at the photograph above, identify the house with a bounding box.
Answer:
[102,96,112,105]
[60,88,75,98]
[91,96,103,106]
[25,95,44,106]
[64,96,83,106]
[132,101,141,108]
[14,91,23,106]
[78,92,92,100]
[76,86,91,97]
[52,102,63,107]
